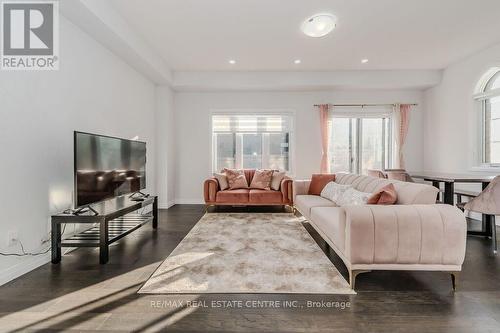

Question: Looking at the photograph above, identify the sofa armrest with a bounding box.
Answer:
[280,178,293,204]
[203,178,219,203]
[343,204,466,267]
[292,180,311,203]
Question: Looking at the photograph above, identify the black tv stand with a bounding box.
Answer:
[51,196,158,264]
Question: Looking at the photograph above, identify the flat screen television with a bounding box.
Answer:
[74,131,146,208]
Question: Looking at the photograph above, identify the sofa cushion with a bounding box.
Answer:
[249,189,283,204]
[230,175,248,189]
[334,173,438,204]
[213,172,229,190]
[367,183,398,205]
[337,187,372,206]
[308,174,336,195]
[335,173,393,193]
[249,169,273,189]
[320,181,351,203]
[224,169,249,190]
[310,207,346,253]
[392,182,438,205]
[295,195,337,219]
[216,189,249,203]
[270,171,286,190]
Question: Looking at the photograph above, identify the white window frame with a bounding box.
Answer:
[473,67,500,169]
[210,109,296,176]
[329,107,393,174]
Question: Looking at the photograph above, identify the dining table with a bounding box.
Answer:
[410,171,497,237]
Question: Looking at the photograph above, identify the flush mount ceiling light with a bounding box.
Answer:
[361,59,369,64]
[301,13,337,38]
[228,59,236,64]
[294,59,301,64]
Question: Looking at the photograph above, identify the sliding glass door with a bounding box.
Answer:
[361,118,389,174]
[329,118,357,172]
[329,116,391,174]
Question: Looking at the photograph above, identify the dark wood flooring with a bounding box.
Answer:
[1,205,500,332]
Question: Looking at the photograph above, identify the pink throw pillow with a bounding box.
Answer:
[367,183,398,205]
[249,169,274,190]
[308,174,336,195]
[224,169,248,190]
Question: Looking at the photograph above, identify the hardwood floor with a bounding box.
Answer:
[1,205,499,332]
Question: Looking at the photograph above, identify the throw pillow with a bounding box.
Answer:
[270,171,286,191]
[224,169,249,189]
[337,187,372,206]
[367,183,398,205]
[213,172,229,191]
[320,181,352,203]
[308,174,336,195]
[249,169,274,190]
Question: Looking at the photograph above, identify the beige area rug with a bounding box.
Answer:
[138,213,354,294]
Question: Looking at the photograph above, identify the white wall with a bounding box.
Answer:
[423,42,500,173]
[423,43,500,225]
[155,86,176,208]
[0,17,157,285]
[174,90,424,203]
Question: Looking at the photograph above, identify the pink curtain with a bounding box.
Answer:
[398,104,411,168]
[318,104,330,173]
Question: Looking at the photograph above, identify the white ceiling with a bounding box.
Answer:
[109,0,500,72]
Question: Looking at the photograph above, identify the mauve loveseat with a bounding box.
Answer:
[294,173,467,290]
[204,169,293,208]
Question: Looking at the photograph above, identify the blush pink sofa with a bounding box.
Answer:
[294,173,467,290]
[204,169,293,207]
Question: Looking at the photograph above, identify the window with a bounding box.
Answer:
[212,114,292,172]
[329,110,391,174]
[475,69,500,166]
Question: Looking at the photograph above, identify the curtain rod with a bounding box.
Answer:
[313,103,418,107]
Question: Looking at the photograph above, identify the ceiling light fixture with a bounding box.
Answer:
[294,59,301,64]
[301,13,337,38]
[228,59,236,64]
[361,59,369,64]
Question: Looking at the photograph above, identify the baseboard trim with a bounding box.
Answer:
[175,199,204,205]
[0,253,51,287]
[159,200,175,209]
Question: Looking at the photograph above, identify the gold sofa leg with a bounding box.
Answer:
[450,272,459,291]
[349,270,371,290]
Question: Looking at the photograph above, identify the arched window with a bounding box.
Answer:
[474,69,500,166]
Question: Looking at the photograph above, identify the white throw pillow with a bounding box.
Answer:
[337,187,372,206]
[320,181,352,203]
[270,171,286,191]
[213,172,229,190]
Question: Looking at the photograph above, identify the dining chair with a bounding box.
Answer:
[367,169,387,179]
[384,169,415,183]
[463,176,500,254]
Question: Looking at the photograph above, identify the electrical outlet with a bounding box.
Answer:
[7,230,19,247]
